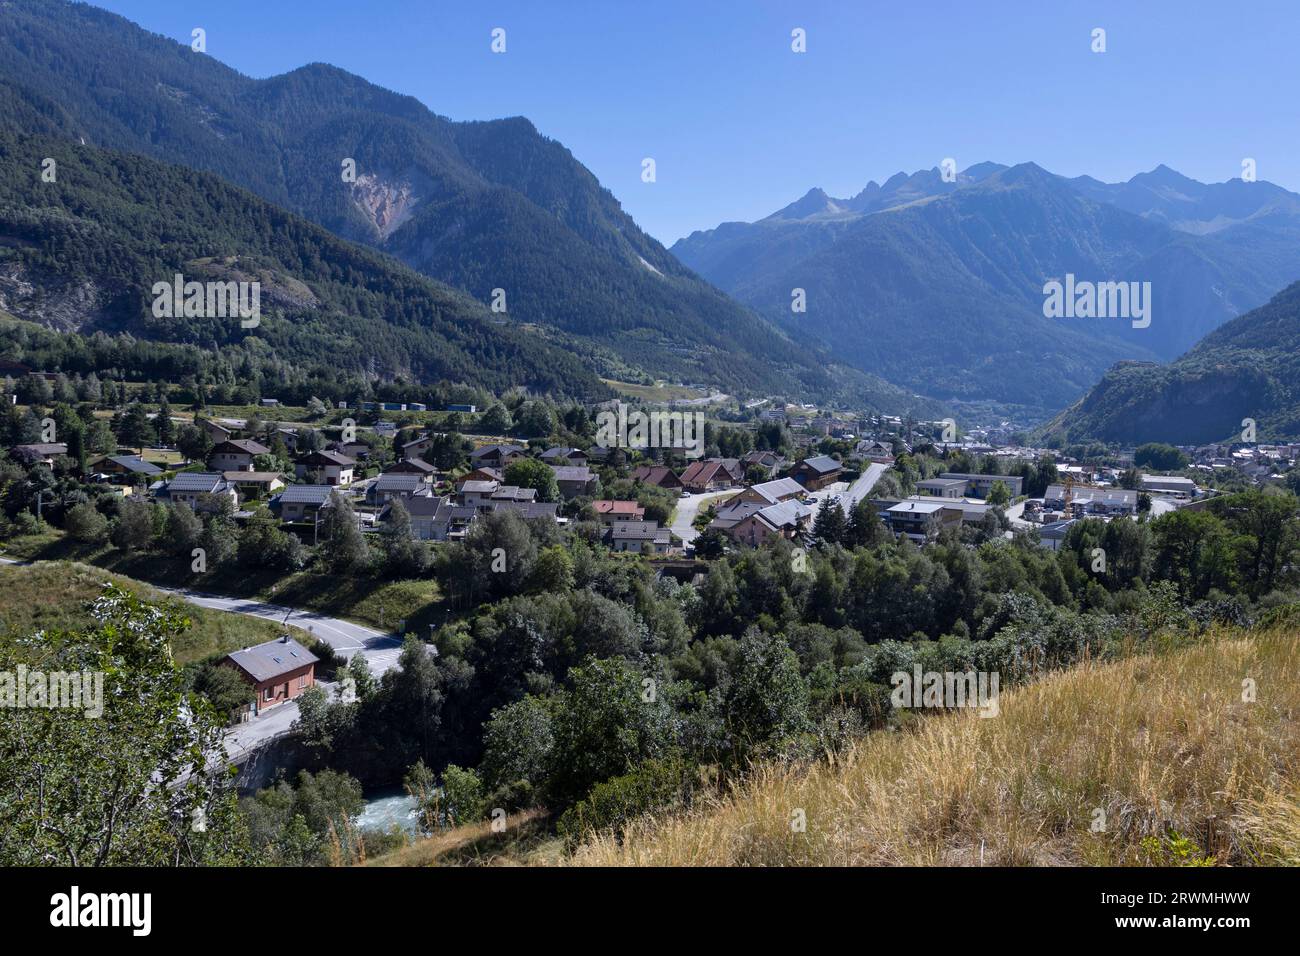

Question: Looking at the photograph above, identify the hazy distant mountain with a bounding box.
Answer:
[0,0,930,410]
[674,161,1300,417]
[1040,281,1300,444]
[1065,164,1300,233]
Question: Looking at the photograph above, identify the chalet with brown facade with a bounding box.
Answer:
[222,635,318,717]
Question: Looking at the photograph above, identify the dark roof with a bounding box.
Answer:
[550,465,594,482]
[388,457,436,473]
[108,455,162,475]
[226,636,318,682]
[401,494,450,517]
[609,522,669,540]
[166,472,228,493]
[301,449,354,466]
[796,455,842,475]
[223,470,284,483]
[374,473,425,492]
[470,443,525,460]
[680,458,742,484]
[212,439,270,456]
[489,500,559,520]
[1039,519,1079,539]
[278,484,335,505]
[632,464,682,486]
[540,446,583,461]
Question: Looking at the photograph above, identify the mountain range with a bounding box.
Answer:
[2,0,1298,432]
[0,0,943,415]
[0,129,612,400]
[674,161,1300,418]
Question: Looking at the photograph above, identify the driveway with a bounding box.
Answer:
[670,490,736,548]
[804,461,888,512]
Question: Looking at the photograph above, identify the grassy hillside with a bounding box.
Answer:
[0,561,306,663]
[566,627,1300,866]
[1,530,443,638]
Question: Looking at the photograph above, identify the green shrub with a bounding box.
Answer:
[556,755,697,847]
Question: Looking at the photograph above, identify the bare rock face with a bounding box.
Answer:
[0,260,111,332]
[349,173,420,240]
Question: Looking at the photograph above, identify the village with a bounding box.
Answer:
[7,372,1297,735]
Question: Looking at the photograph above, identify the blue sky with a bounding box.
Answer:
[93,0,1300,245]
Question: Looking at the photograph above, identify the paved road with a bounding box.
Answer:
[161,588,405,675]
[154,588,408,761]
[805,461,889,512]
[1,556,404,759]
[1005,499,1032,528]
[670,490,737,548]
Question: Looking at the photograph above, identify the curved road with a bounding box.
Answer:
[1,556,404,761]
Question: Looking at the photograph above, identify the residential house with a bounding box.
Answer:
[550,464,598,499]
[101,455,163,480]
[631,464,683,490]
[222,636,317,717]
[369,472,432,505]
[741,450,785,479]
[855,439,895,461]
[540,447,589,467]
[162,472,239,511]
[606,521,673,554]
[328,440,371,461]
[275,484,335,522]
[679,458,744,493]
[727,499,815,547]
[723,477,805,508]
[296,449,355,487]
[208,439,270,472]
[469,444,527,469]
[399,495,471,541]
[592,500,645,526]
[385,457,437,480]
[459,466,503,485]
[400,433,433,461]
[200,419,233,444]
[789,455,843,491]
[456,480,537,511]
[274,428,300,453]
